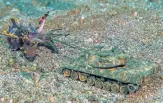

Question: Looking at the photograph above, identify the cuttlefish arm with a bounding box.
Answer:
[36,18,45,34]
[36,11,49,34]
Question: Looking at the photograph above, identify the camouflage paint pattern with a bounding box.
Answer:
[59,48,159,85]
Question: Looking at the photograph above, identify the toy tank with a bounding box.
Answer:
[55,40,161,94]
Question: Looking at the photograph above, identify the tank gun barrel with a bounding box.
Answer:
[52,38,104,52]
[46,29,70,38]
[52,38,85,51]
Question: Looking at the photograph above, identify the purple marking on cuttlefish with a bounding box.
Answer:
[28,32,38,40]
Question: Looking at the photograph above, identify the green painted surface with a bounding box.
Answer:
[59,48,158,85]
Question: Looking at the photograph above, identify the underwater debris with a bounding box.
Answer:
[52,37,161,94]
[9,58,15,66]
[80,16,85,23]
[49,96,56,103]
[132,11,138,17]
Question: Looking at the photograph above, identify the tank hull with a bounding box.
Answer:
[60,63,157,84]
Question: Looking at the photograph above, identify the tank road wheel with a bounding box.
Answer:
[63,69,71,77]
[79,73,87,82]
[127,84,138,94]
[111,83,120,93]
[71,71,78,80]
[95,78,103,89]
[87,76,95,86]
[120,85,128,95]
[103,82,111,91]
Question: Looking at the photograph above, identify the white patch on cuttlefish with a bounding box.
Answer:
[36,19,45,34]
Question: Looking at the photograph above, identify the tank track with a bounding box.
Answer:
[58,68,154,95]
